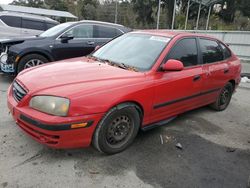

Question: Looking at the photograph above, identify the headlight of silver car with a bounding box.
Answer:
[29,96,70,116]
[0,53,8,64]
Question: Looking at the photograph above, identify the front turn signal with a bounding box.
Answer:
[71,122,88,129]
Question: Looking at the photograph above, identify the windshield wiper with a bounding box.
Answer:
[87,55,138,72]
[119,63,138,72]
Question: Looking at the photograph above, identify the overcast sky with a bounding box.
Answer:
[0,0,13,4]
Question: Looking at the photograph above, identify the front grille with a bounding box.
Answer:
[12,81,27,102]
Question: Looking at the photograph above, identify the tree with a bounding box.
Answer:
[218,0,237,23]
[11,0,45,8]
[44,0,68,11]
[131,0,156,26]
[238,0,250,17]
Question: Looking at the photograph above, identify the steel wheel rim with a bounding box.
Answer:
[24,59,44,69]
[219,86,230,106]
[106,115,133,147]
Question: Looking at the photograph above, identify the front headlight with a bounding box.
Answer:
[0,53,8,64]
[29,96,70,116]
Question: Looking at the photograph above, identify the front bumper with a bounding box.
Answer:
[7,86,104,149]
[0,51,18,73]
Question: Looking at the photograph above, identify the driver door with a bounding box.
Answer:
[52,24,96,60]
[151,38,204,122]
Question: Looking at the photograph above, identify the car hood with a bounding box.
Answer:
[16,57,146,97]
[0,36,46,46]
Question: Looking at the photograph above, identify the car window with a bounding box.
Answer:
[167,38,198,67]
[46,22,57,30]
[65,25,93,38]
[199,38,224,64]
[22,19,45,31]
[0,16,21,28]
[39,22,73,37]
[95,25,122,38]
[220,42,231,59]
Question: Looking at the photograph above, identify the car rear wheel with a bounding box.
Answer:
[93,104,140,154]
[17,54,48,73]
[210,82,233,111]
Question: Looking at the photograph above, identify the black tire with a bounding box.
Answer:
[17,54,48,73]
[210,82,233,111]
[93,103,141,154]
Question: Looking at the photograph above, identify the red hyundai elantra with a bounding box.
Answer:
[7,30,241,154]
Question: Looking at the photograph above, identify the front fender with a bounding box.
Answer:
[17,48,54,62]
[67,80,155,125]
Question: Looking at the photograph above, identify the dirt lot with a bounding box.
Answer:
[0,72,250,188]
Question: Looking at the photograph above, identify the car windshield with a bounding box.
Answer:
[39,22,74,37]
[92,33,171,71]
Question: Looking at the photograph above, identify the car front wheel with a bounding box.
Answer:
[17,54,48,73]
[93,104,141,154]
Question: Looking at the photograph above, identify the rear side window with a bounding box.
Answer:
[64,25,93,38]
[22,19,45,31]
[0,16,21,28]
[167,38,198,67]
[95,25,122,38]
[46,22,57,30]
[220,43,231,59]
[199,39,224,64]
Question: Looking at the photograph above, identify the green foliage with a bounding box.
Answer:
[175,14,185,29]
[8,0,250,30]
[131,0,156,25]
[238,0,250,17]
[44,0,68,11]
[11,0,44,8]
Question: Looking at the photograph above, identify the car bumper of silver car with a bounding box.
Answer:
[0,52,15,73]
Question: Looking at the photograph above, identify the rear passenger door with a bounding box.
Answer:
[94,25,124,46]
[199,38,229,101]
[21,18,46,36]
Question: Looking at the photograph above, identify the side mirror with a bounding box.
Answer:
[60,34,74,43]
[95,45,100,51]
[162,59,184,71]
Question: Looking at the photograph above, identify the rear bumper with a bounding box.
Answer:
[7,87,104,149]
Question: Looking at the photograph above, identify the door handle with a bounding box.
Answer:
[224,69,229,74]
[193,75,201,82]
[87,41,95,45]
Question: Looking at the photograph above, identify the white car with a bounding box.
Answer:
[0,11,59,39]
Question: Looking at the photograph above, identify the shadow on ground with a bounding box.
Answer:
[14,115,250,188]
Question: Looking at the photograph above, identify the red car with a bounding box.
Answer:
[7,30,241,154]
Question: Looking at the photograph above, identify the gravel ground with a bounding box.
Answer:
[0,72,249,188]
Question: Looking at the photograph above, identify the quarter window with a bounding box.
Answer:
[220,43,231,59]
[95,25,122,38]
[64,25,93,38]
[22,19,45,31]
[0,16,21,28]
[199,39,224,64]
[167,38,198,67]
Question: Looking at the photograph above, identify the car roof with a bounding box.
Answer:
[78,20,126,28]
[131,29,214,39]
[0,11,59,24]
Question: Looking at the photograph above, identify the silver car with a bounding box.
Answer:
[0,11,59,39]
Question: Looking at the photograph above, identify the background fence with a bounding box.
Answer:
[178,30,250,60]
